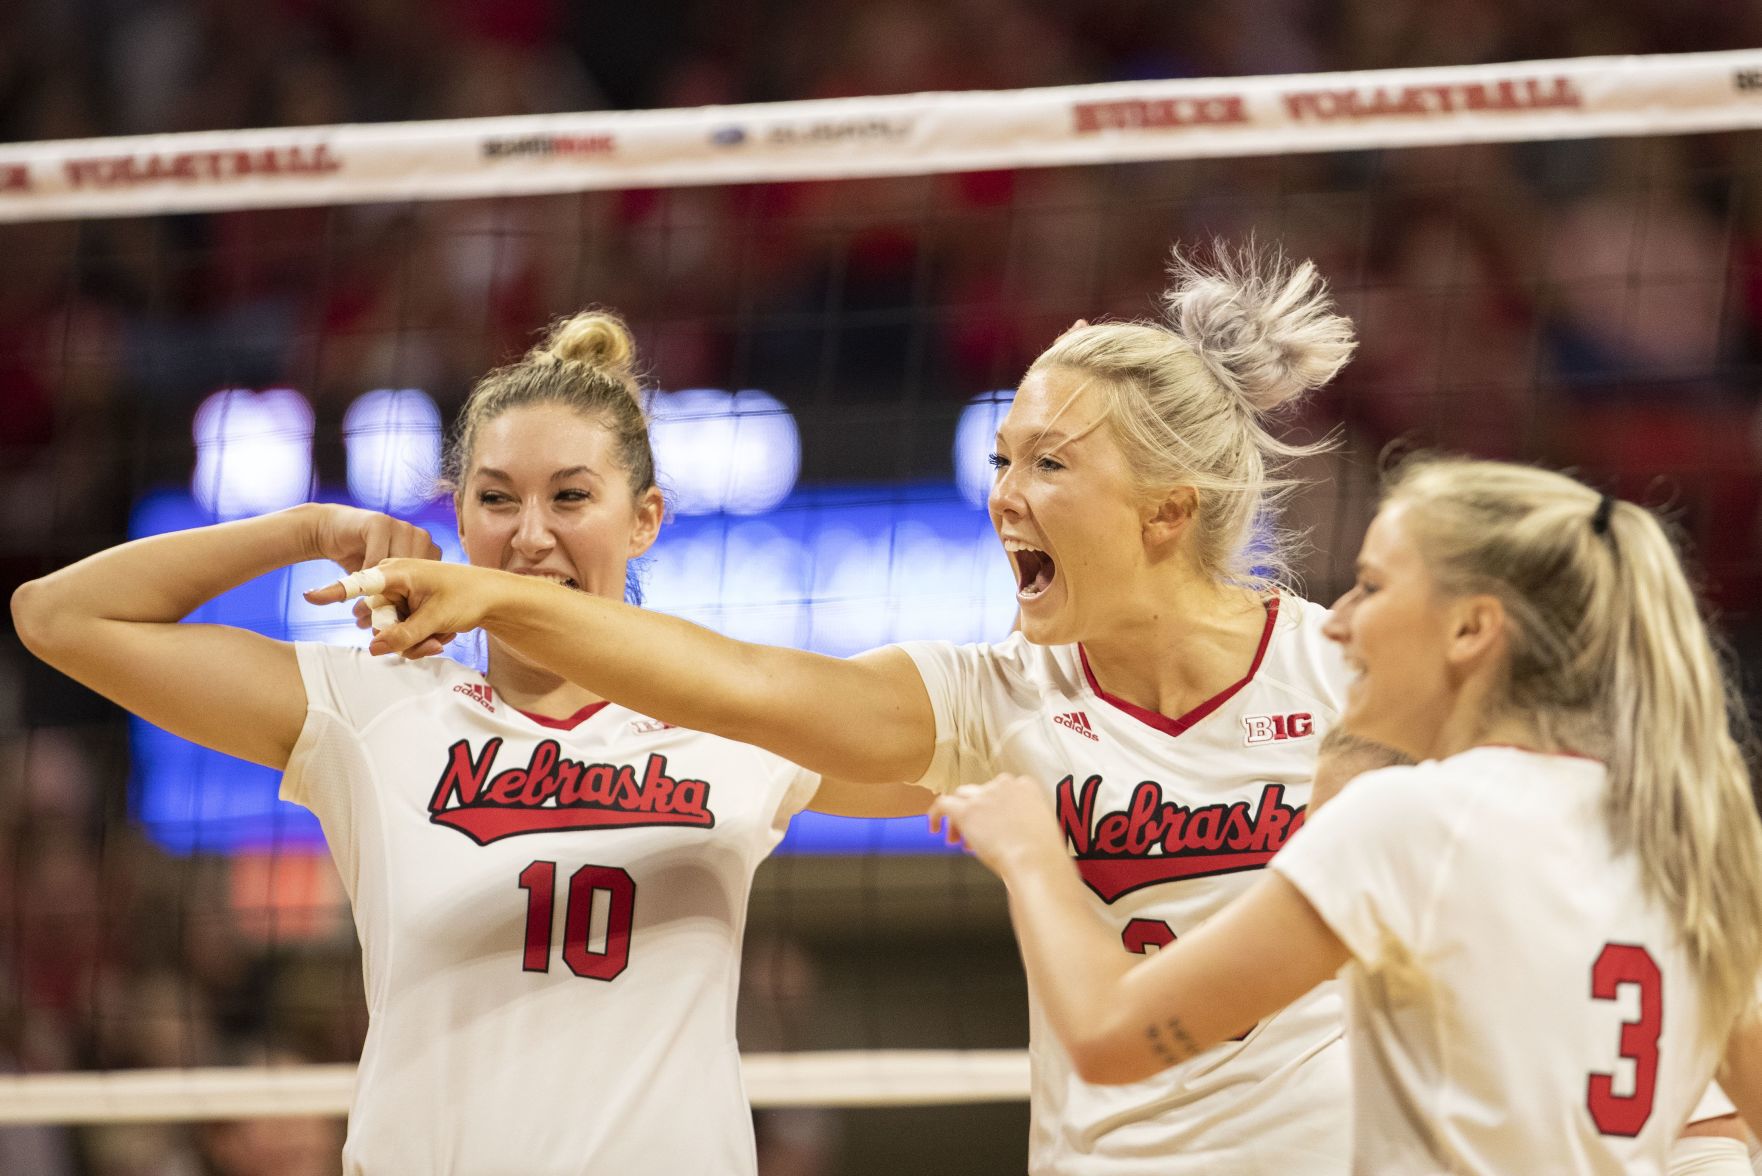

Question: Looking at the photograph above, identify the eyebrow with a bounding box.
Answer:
[995,428,1073,450]
[473,466,603,484]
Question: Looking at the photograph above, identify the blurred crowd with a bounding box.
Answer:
[3,1,1762,1173]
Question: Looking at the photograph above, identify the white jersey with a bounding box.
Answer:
[1273,747,1719,1175]
[282,642,819,1176]
[900,595,1351,1175]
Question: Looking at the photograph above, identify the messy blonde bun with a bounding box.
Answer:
[444,307,654,496]
[1029,240,1354,589]
[1164,244,1356,413]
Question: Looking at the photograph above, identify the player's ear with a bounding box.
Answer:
[1445,593,1506,670]
[627,485,664,558]
[1142,485,1198,550]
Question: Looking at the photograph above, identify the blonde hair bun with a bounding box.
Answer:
[533,310,640,384]
[1163,242,1356,413]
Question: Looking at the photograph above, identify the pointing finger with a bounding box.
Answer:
[336,567,387,599]
[305,566,388,605]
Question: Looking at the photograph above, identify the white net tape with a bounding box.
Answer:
[0,1052,1030,1123]
[0,50,1757,222]
[4,49,1758,1126]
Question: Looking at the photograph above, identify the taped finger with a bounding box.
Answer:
[336,567,387,599]
[367,594,400,632]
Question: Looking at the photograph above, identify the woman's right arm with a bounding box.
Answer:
[10,504,438,770]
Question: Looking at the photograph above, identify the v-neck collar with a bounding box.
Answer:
[1076,597,1279,739]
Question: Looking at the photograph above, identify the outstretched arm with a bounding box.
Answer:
[313,559,941,784]
[931,774,1347,1084]
[11,504,440,769]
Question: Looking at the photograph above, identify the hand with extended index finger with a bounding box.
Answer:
[928,773,1067,880]
[305,558,488,659]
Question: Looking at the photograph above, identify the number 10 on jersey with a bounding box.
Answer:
[518,860,637,980]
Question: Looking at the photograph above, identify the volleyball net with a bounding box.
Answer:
[1,46,1760,1163]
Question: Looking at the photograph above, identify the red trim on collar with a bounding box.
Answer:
[1078,597,1280,739]
[515,701,612,731]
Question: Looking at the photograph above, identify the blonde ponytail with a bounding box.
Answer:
[1600,498,1762,1041]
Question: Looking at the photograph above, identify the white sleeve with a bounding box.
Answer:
[1270,765,1458,971]
[770,763,823,835]
[1690,1081,1738,1123]
[281,644,434,810]
[290,641,431,732]
[1666,1137,1751,1175]
[892,640,999,796]
[281,643,429,897]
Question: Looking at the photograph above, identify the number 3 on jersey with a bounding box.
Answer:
[1587,942,1662,1137]
[518,860,636,981]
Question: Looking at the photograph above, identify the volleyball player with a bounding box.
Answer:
[321,244,1368,1173]
[930,456,1762,1171]
[9,312,916,1175]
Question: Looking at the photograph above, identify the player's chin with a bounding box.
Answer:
[1341,691,1398,750]
[1016,607,1075,648]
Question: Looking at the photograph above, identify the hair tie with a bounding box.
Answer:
[1591,494,1615,536]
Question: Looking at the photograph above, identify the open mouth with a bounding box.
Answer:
[1003,540,1057,600]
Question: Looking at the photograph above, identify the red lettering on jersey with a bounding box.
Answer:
[1243,712,1314,745]
[1057,774,1102,854]
[1055,776,1306,902]
[432,737,503,808]
[428,739,715,845]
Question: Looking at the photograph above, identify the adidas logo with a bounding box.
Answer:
[453,682,495,713]
[1054,711,1099,741]
[629,717,675,735]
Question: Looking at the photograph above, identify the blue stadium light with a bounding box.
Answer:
[190,388,315,518]
[798,510,1018,655]
[650,388,801,515]
[343,389,443,514]
[954,389,1015,509]
[805,525,891,655]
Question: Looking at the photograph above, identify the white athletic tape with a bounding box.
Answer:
[336,567,386,599]
[367,595,399,633]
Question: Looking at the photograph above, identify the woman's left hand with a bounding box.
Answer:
[929,773,1068,880]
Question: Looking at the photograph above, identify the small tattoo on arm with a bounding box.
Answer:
[1144,1018,1201,1067]
[1145,1024,1175,1065]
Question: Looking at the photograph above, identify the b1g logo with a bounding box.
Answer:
[1242,712,1313,745]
